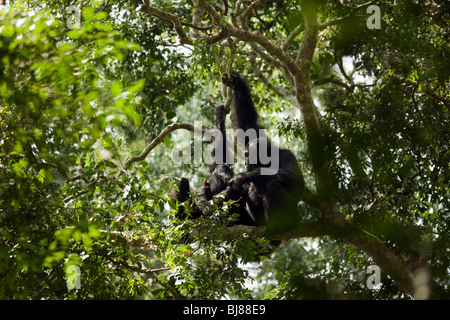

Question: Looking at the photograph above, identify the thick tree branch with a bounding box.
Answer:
[188,0,208,37]
[282,23,305,51]
[137,0,422,298]
[291,2,417,297]
[336,56,355,87]
[340,227,416,297]
[295,0,333,204]
[236,0,296,87]
[64,123,204,203]
[422,87,450,112]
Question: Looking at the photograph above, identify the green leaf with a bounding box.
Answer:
[82,7,95,22]
[123,105,141,126]
[95,11,108,20]
[128,79,145,94]
[111,80,122,97]
[1,24,15,37]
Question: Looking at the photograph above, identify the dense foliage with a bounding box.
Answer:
[0,0,448,299]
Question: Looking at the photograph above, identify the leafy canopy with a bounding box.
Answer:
[0,0,449,299]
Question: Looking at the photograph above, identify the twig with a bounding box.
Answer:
[222,0,229,16]
[318,0,377,30]
[127,264,182,300]
[181,21,213,31]
[64,123,204,203]
[63,180,98,204]
[336,56,355,87]
[249,56,298,106]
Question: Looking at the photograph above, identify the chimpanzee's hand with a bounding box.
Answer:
[221,71,237,88]
[228,173,245,191]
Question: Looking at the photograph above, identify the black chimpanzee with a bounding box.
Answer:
[222,71,304,233]
[170,104,252,225]
[171,71,304,233]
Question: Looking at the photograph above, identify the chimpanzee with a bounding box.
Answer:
[171,71,304,233]
[222,71,304,233]
[170,104,251,224]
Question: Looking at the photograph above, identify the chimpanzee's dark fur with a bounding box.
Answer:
[170,105,251,225]
[171,72,304,233]
[222,71,304,232]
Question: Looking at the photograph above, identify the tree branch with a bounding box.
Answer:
[318,0,377,30]
[104,217,417,299]
[99,222,325,247]
[101,216,417,297]
[63,179,98,204]
[137,0,422,298]
[241,0,270,27]
[249,56,298,106]
[103,229,157,247]
[141,0,227,46]
[294,0,333,204]
[340,226,416,297]
[141,0,194,45]
[127,264,182,300]
[336,56,355,87]
[282,23,305,51]
[404,79,450,112]
[198,0,300,76]
[188,0,208,37]
[64,123,204,203]
[313,76,353,92]
[119,123,204,176]
[422,87,450,112]
[284,4,419,297]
